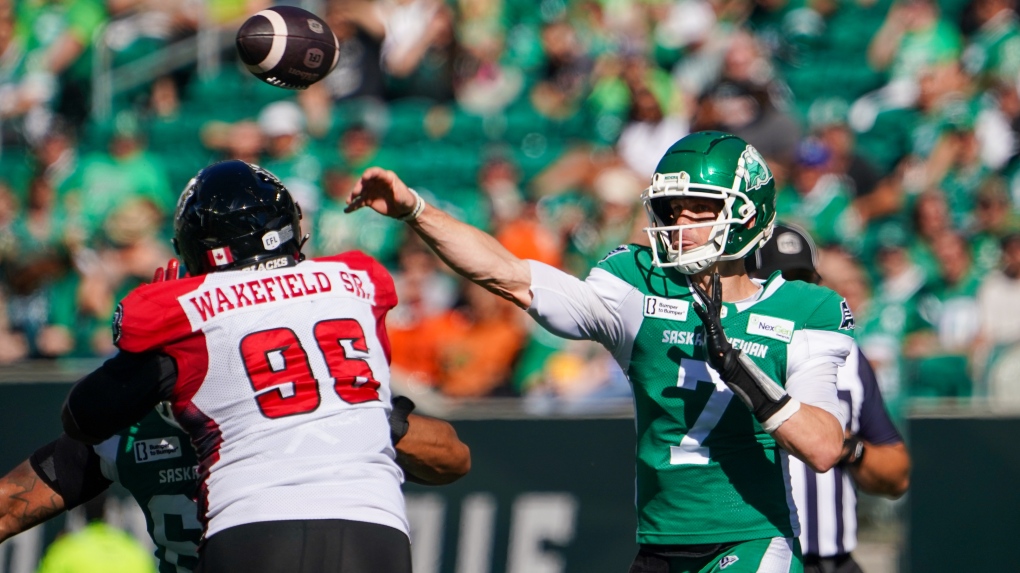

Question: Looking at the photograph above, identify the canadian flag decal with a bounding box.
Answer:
[207,247,234,266]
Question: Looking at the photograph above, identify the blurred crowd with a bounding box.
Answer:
[1,0,1019,420]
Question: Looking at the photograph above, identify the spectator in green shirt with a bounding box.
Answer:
[59,113,173,243]
[314,166,404,264]
[903,232,984,397]
[856,224,926,421]
[258,101,324,226]
[962,0,1020,88]
[776,138,863,250]
[868,0,963,87]
[969,177,1019,273]
[4,173,80,359]
[906,190,954,281]
[8,0,107,128]
[851,0,963,134]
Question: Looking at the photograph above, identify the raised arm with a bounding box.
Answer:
[347,168,533,307]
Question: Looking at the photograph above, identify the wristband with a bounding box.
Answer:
[397,188,426,222]
[389,396,416,445]
[760,398,801,433]
[842,434,866,466]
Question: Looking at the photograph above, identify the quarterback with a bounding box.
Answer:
[349,131,855,572]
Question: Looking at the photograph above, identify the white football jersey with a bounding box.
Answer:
[115,252,406,538]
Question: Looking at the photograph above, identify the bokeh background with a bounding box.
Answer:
[1,0,1020,571]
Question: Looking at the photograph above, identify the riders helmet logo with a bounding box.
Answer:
[740,145,773,192]
[207,247,235,267]
[307,19,323,33]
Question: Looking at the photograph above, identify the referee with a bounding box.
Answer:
[747,223,911,573]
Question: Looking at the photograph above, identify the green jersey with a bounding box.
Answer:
[774,179,861,250]
[962,11,1020,84]
[527,245,854,545]
[95,410,202,573]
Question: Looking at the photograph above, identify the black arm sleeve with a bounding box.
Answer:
[29,435,112,509]
[62,351,178,444]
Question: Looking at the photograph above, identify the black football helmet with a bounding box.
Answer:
[173,160,305,275]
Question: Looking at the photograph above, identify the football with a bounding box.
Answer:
[235,6,340,90]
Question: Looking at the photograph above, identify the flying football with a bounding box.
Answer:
[235,6,340,90]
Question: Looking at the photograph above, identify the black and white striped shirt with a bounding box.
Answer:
[789,346,903,557]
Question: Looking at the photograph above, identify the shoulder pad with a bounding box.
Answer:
[115,278,204,353]
[802,286,855,333]
[314,251,397,309]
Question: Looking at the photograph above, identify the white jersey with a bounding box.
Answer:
[114,252,407,539]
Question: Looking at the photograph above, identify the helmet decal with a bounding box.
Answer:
[740,146,772,192]
[262,230,281,250]
[206,247,235,267]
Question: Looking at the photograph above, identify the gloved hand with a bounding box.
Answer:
[690,272,734,374]
[152,259,181,283]
[691,273,800,433]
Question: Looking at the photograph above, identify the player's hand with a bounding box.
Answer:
[692,272,797,432]
[152,259,181,283]
[691,272,733,373]
[345,167,418,219]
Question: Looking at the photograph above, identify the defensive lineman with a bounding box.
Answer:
[60,160,424,572]
[349,131,856,572]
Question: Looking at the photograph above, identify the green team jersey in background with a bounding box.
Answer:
[94,410,202,573]
[526,245,854,545]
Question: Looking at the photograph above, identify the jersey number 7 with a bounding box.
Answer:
[670,359,733,465]
[240,318,380,419]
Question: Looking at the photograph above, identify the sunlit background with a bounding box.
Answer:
[1,0,1019,571]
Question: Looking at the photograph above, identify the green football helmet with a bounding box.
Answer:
[641,131,777,274]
